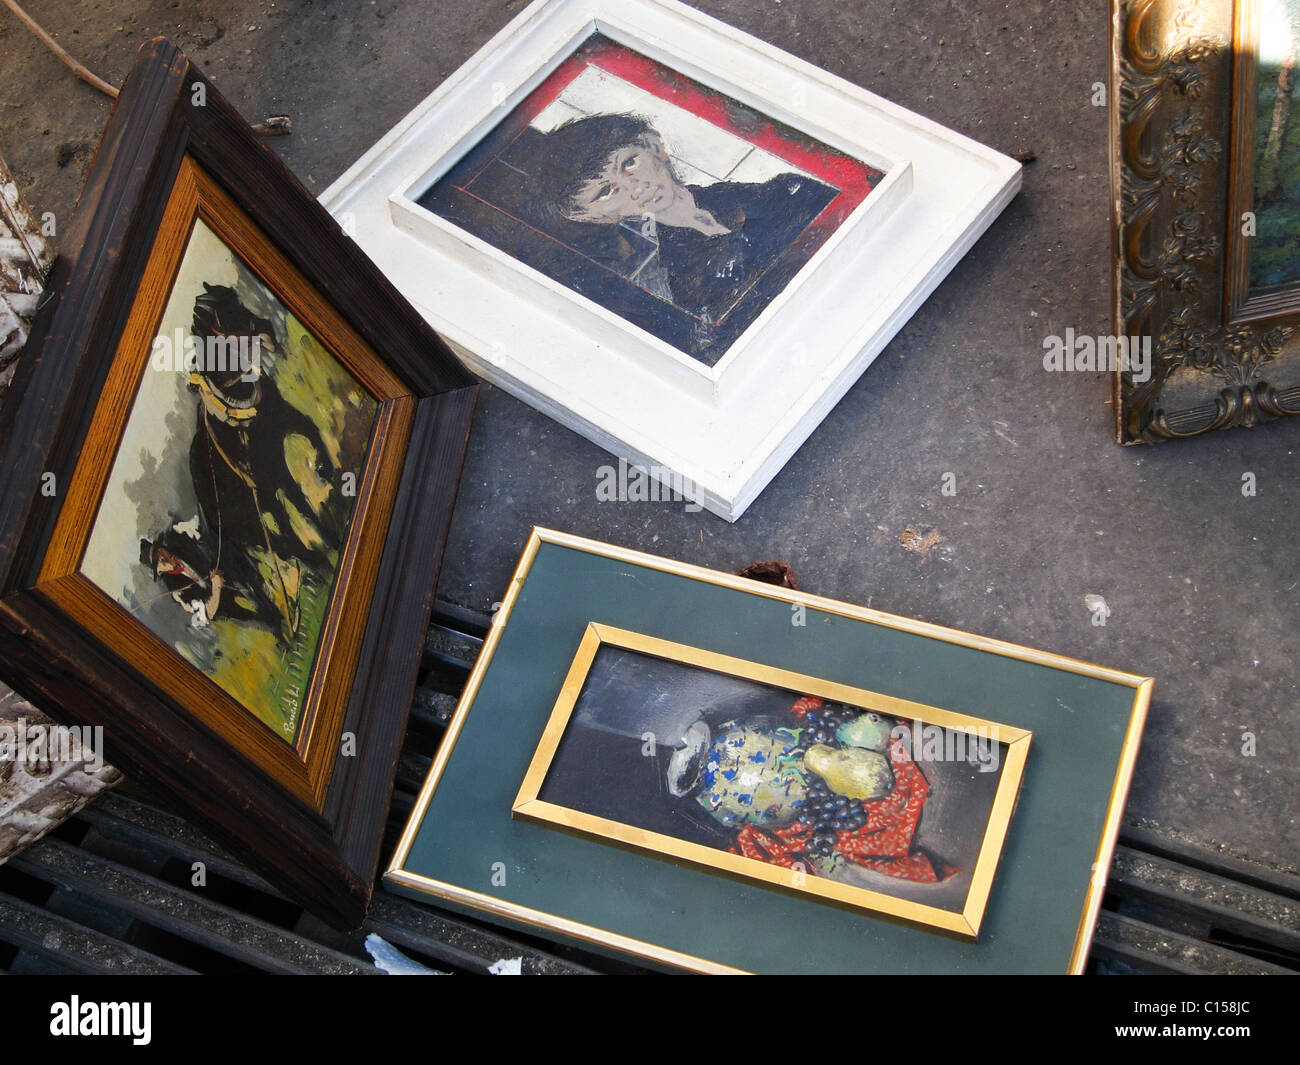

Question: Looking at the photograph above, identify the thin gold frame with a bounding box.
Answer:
[388,528,1154,973]
[513,622,1030,938]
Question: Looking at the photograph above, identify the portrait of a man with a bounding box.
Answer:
[418,34,882,365]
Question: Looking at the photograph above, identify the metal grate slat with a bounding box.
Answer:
[1119,826,1300,902]
[9,839,379,975]
[0,890,195,974]
[1108,847,1300,960]
[363,893,594,975]
[72,791,286,899]
[1091,911,1293,975]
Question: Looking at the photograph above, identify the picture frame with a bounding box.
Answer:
[0,38,477,928]
[514,622,1032,938]
[388,529,1153,973]
[1111,0,1300,441]
[322,0,1022,521]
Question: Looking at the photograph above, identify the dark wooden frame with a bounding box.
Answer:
[1111,0,1300,442]
[0,38,477,928]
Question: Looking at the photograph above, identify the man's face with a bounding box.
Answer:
[565,133,680,224]
[155,547,185,576]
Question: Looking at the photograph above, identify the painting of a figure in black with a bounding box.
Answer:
[416,34,881,366]
[182,283,342,639]
[80,216,378,743]
[139,515,282,633]
[545,114,834,332]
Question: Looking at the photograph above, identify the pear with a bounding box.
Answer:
[804,744,894,800]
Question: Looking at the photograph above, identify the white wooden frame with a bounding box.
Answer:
[322,0,1021,521]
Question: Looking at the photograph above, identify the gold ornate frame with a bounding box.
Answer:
[1112,0,1300,441]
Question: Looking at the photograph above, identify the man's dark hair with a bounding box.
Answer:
[526,113,662,223]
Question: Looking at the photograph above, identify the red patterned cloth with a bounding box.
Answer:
[788,695,822,720]
[731,696,945,883]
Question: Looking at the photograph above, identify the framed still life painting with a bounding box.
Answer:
[323,0,1023,520]
[0,39,477,927]
[1112,0,1300,440]
[514,623,1032,938]
[387,529,1154,973]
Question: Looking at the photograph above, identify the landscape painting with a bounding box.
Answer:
[418,33,883,366]
[80,219,379,743]
[1250,0,1300,289]
[522,640,1026,927]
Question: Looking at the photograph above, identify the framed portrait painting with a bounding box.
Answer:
[387,529,1153,974]
[416,31,887,369]
[1112,0,1300,440]
[0,39,477,927]
[323,0,1022,520]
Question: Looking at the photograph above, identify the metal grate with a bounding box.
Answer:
[1,602,1296,975]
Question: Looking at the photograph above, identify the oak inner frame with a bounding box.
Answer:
[34,156,416,810]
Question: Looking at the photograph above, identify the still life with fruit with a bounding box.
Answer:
[535,647,1010,915]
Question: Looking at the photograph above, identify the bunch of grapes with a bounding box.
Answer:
[797,702,871,857]
[801,777,870,857]
[799,702,856,746]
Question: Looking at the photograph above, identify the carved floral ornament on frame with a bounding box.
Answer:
[1113,0,1300,441]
